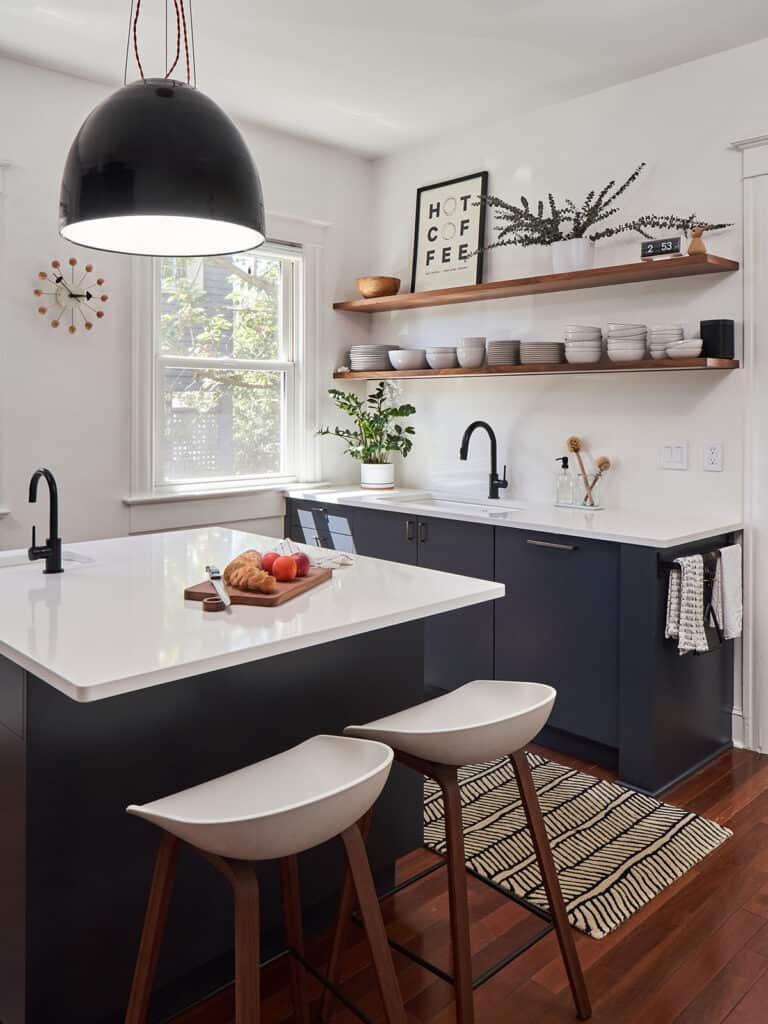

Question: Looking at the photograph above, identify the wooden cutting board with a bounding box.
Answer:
[184,566,333,609]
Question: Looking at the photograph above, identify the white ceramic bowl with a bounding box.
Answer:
[426,350,459,369]
[389,349,427,370]
[565,327,602,337]
[565,325,601,333]
[565,350,602,364]
[457,349,485,368]
[607,329,647,340]
[666,340,703,358]
[459,336,486,347]
[607,345,646,357]
[565,338,603,347]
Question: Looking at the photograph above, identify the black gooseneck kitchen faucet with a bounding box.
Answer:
[459,421,509,500]
[28,467,63,573]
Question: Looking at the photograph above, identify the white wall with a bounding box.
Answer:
[361,39,768,514]
[0,56,372,549]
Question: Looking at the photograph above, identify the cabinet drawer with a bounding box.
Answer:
[286,500,353,536]
[494,529,619,747]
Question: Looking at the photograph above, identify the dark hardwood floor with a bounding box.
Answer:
[172,745,768,1024]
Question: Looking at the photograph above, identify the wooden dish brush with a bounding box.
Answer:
[566,436,595,506]
[584,455,611,503]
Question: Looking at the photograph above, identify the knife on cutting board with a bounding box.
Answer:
[205,565,231,609]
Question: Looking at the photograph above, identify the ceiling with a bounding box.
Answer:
[2,1,768,157]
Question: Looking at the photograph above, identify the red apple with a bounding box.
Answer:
[292,552,311,577]
[272,555,298,582]
[262,552,280,574]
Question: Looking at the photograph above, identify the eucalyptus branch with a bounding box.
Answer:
[473,162,732,253]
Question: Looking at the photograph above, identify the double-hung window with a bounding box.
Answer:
[152,241,303,492]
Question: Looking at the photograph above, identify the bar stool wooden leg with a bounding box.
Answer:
[435,766,475,1024]
[340,823,406,1024]
[230,861,262,1024]
[320,812,372,1022]
[510,750,591,1020]
[125,833,179,1024]
[280,856,311,1024]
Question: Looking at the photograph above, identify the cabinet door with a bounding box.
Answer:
[494,529,619,746]
[348,506,418,565]
[416,517,495,692]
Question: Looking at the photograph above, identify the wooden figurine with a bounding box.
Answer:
[687,225,708,256]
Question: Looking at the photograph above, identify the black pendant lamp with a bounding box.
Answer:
[59,0,265,257]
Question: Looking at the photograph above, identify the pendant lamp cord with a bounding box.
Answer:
[126,0,194,85]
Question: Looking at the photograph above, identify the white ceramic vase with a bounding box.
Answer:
[360,463,394,490]
[551,238,595,274]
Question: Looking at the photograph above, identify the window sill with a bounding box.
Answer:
[123,481,329,507]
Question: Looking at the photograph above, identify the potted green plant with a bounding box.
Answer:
[478,163,731,273]
[318,382,416,489]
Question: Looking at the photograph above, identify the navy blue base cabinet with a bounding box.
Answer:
[285,499,735,794]
[286,501,493,691]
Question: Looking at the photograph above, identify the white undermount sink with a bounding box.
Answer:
[374,495,523,519]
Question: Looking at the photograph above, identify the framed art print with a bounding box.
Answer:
[410,171,488,293]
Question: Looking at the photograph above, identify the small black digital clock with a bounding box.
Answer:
[640,236,684,259]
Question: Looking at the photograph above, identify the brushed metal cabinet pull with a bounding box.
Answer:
[309,506,327,514]
[405,519,415,542]
[419,521,428,543]
[526,539,577,551]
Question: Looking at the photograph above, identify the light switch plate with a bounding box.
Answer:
[661,442,688,470]
[703,441,723,472]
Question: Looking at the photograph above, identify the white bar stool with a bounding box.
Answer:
[124,734,406,1024]
[323,680,591,1024]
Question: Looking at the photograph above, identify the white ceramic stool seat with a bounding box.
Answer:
[128,734,393,861]
[344,680,555,766]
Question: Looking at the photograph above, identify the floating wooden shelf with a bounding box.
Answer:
[332,254,739,313]
[333,358,739,380]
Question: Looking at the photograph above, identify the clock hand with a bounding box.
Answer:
[54,274,75,297]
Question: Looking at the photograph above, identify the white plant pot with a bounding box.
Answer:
[360,463,394,490]
[551,238,595,274]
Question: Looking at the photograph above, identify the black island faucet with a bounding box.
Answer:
[28,467,63,574]
[459,421,509,500]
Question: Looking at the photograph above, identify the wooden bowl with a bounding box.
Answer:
[356,276,401,299]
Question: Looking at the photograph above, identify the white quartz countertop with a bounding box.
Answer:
[0,528,503,703]
[285,487,742,548]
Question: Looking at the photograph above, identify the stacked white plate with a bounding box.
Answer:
[457,336,486,368]
[520,341,565,365]
[606,323,647,362]
[564,325,602,364]
[426,346,458,369]
[648,324,684,360]
[349,345,398,371]
[487,339,520,366]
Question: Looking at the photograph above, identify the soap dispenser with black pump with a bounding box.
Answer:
[554,456,574,507]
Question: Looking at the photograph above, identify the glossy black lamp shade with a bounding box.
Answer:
[59,79,265,257]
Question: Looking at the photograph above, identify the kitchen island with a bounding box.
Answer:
[0,527,503,1024]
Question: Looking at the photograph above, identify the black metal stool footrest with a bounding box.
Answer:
[351,850,555,990]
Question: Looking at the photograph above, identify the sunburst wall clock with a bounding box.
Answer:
[34,257,109,334]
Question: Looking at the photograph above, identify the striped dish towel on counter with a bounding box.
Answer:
[665,554,708,655]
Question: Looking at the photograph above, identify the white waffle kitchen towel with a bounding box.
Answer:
[712,544,743,640]
[665,555,708,655]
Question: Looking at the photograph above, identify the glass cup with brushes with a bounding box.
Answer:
[561,436,611,509]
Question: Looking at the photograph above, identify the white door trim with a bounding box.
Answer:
[732,134,768,751]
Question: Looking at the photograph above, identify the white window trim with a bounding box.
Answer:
[127,213,325,505]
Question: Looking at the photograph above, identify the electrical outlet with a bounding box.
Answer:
[661,442,688,470]
[703,441,723,472]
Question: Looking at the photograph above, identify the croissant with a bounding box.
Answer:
[227,565,277,594]
[223,550,262,585]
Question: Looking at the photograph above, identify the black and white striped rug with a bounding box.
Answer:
[424,753,731,939]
